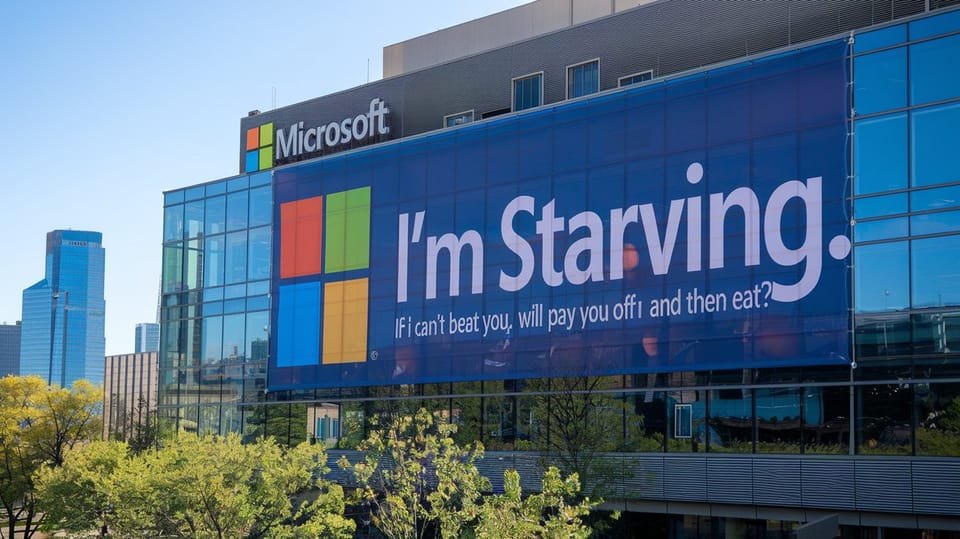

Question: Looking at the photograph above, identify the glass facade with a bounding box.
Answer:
[135,322,160,353]
[159,7,960,469]
[20,230,105,386]
[160,172,271,437]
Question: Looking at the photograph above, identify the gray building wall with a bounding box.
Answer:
[0,322,21,377]
[240,0,957,173]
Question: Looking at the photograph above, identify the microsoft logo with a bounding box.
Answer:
[245,123,274,173]
[276,186,371,367]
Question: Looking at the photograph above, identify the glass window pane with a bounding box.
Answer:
[855,242,909,313]
[854,193,907,219]
[854,24,906,53]
[855,217,908,242]
[909,9,960,40]
[911,102,960,187]
[224,283,246,299]
[246,311,269,363]
[247,280,269,296]
[910,35,960,106]
[912,184,960,212]
[205,181,226,196]
[854,48,907,115]
[227,191,248,231]
[912,235,960,308]
[163,204,184,242]
[184,239,202,290]
[164,190,184,205]
[513,74,542,111]
[911,209,960,236]
[228,176,249,192]
[203,287,224,302]
[917,381,960,457]
[225,231,247,285]
[854,113,907,194]
[204,235,225,288]
[249,187,271,228]
[568,61,599,99]
[248,226,271,281]
[185,185,205,201]
[223,314,246,361]
[250,171,271,187]
[205,195,226,235]
[857,384,913,455]
[202,316,223,363]
[162,243,183,293]
[185,200,204,239]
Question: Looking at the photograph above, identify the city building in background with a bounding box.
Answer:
[159,1,960,536]
[103,351,158,441]
[135,322,160,353]
[0,322,21,377]
[20,230,106,386]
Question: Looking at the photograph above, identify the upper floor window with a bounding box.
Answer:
[444,110,475,128]
[512,72,543,111]
[619,70,653,87]
[567,59,599,99]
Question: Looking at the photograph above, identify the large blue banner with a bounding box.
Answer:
[269,40,851,390]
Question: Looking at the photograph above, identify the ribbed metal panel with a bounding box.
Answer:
[801,459,856,510]
[856,460,914,512]
[753,457,803,507]
[239,0,931,172]
[707,457,754,505]
[911,459,960,515]
[624,454,665,500]
[664,456,708,501]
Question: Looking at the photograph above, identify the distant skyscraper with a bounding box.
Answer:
[135,322,160,353]
[0,322,21,377]
[20,230,105,386]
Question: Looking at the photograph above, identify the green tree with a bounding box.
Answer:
[35,434,355,538]
[0,375,102,539]
[339,408,598,539]
[475,467,596,539]
[340,408,490,539]
[526,376,641,498]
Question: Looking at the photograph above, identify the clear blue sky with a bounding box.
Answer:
[0,0,527,355]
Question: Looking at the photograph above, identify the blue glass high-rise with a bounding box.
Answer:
[20,230,106,386]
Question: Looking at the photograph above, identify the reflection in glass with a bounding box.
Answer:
[854,192,907,219]
[225,231,247,285]
[911,102,960,187]
[205,195,226,235]
[857,384,913,455]
[909,34,960,106]
[249,186,271,228]
[162,243,183,293]
[248,226,271,281]
[854,113,907,195]
[203,235,225,287]
[163,204,184,242]
[911,209,960,236]
[185,200,203,239]
[912,235,960,308]
[855,242,909,312]
[226,191,248,231]
[854,48,906,115]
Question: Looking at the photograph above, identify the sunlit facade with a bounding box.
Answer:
[159,3,960,536]
[20,230,106,386]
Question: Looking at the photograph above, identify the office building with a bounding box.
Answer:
[135,322,160,353]
[103,352,158,441]
[159,2,960,536]
[21,230,106,386]
[0,322,21,377]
